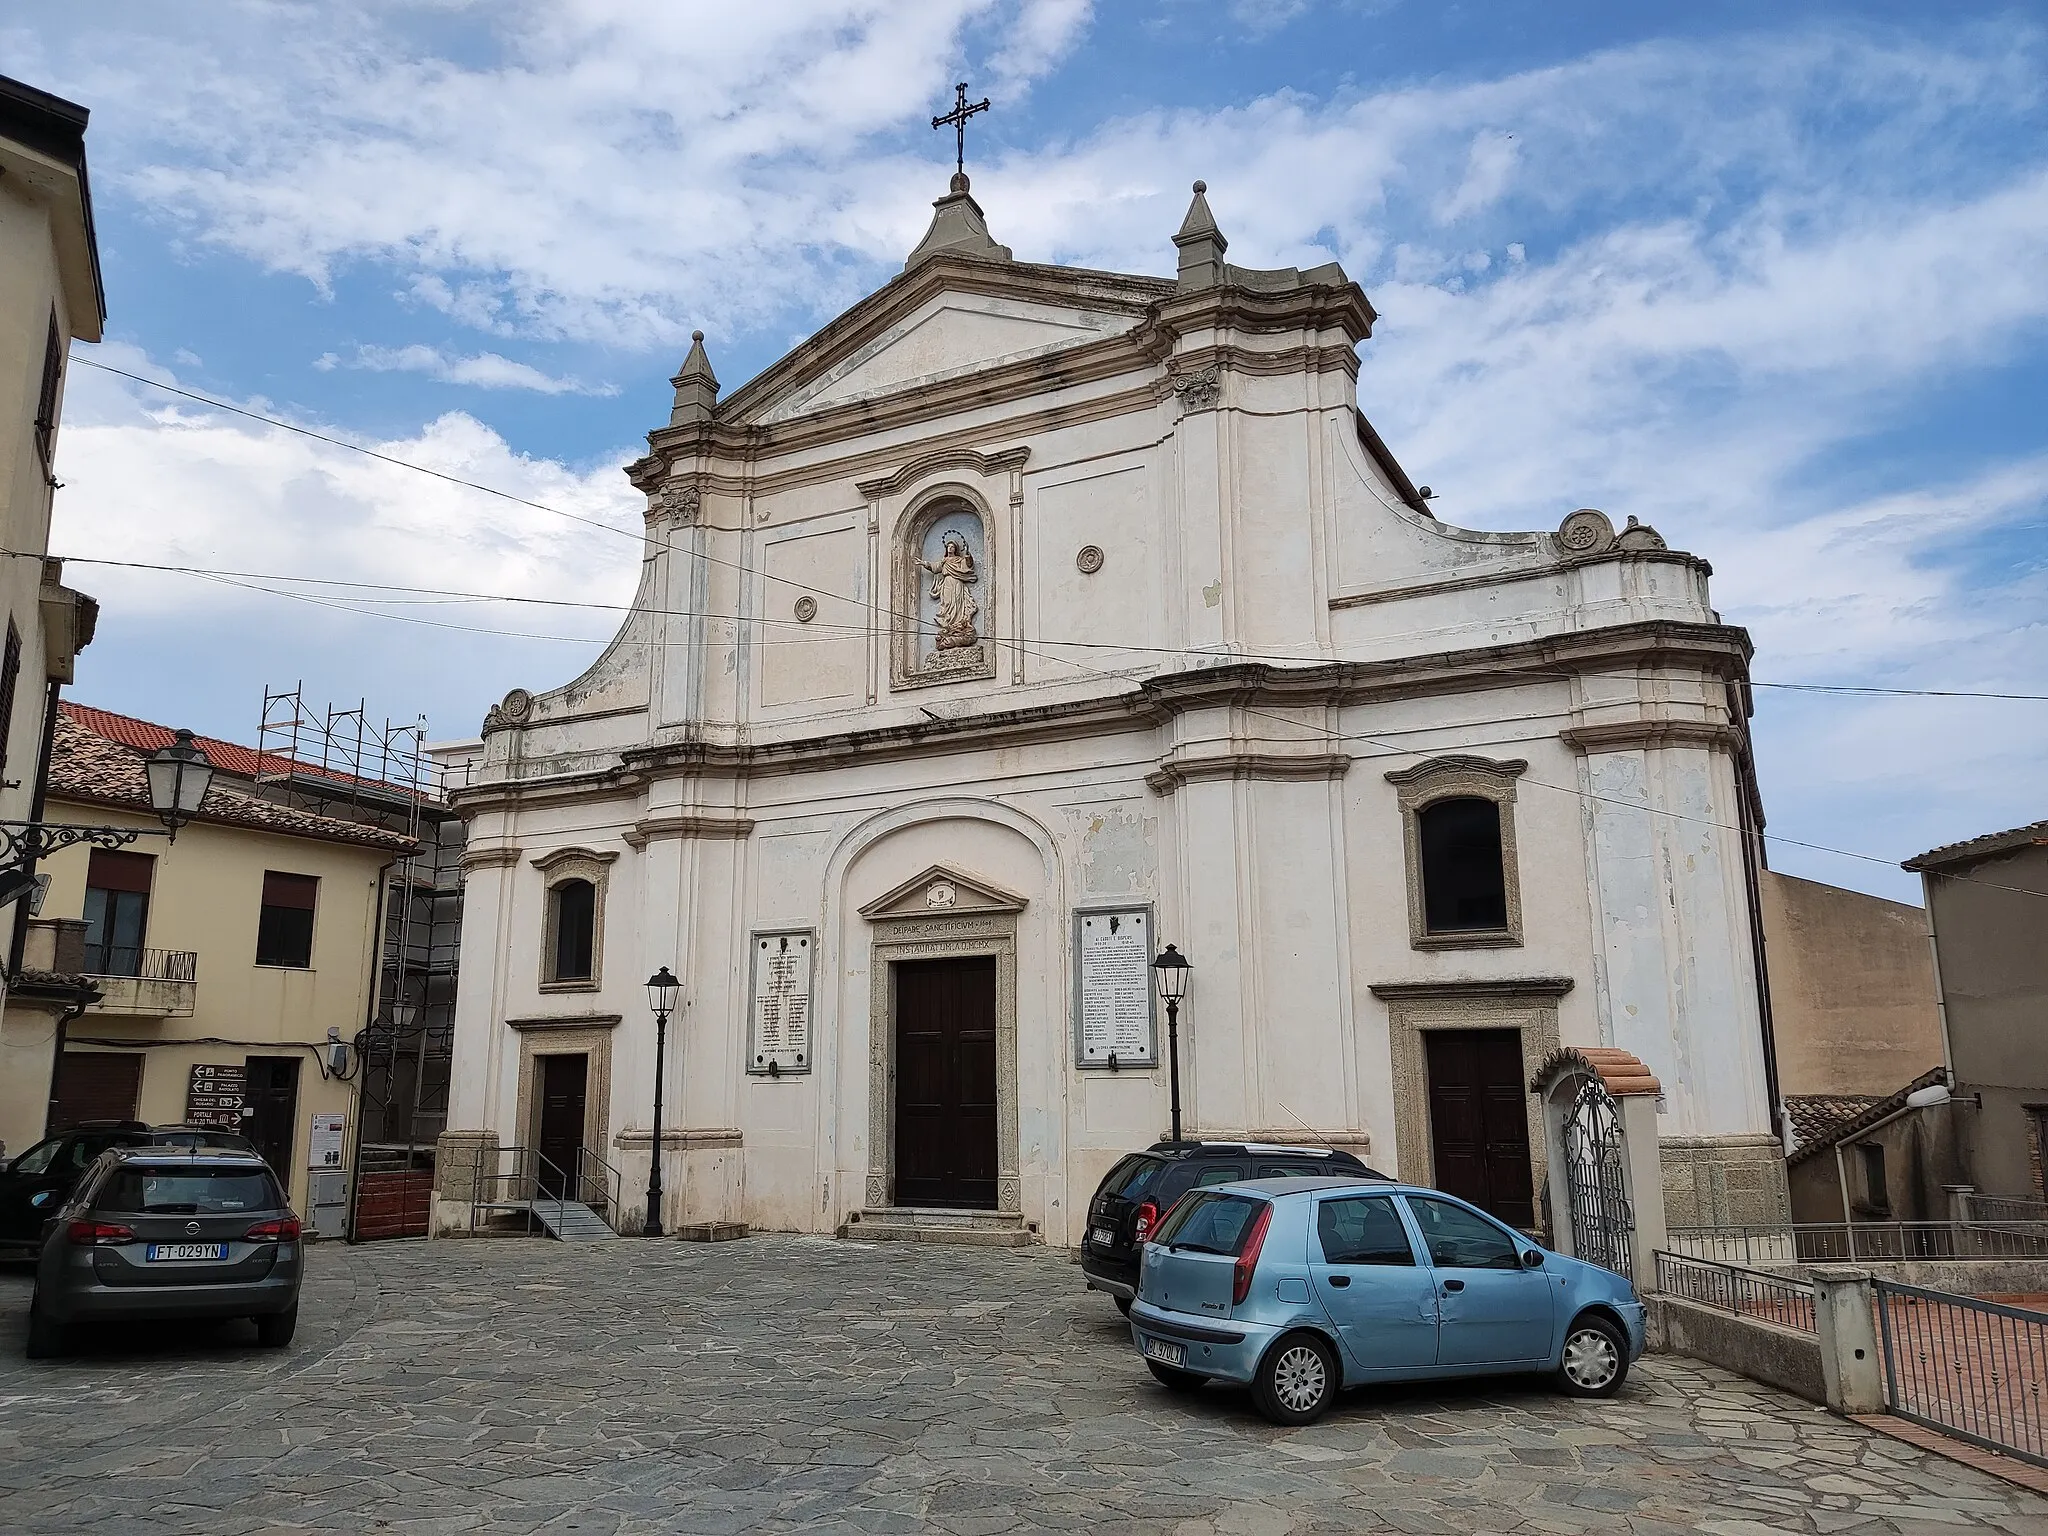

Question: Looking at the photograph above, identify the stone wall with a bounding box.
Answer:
[431,1129,499,1237]
[1662,1133,1790,1228]
[1647,1294,1824,1405]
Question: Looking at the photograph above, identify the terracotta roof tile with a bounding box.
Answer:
[1784,1094,1883,1150]
[60,702,426,802]
[49,716,418,855]
[1904,818,2048,873]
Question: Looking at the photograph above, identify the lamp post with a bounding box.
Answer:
[643,966,680,1237]
[1151,943,1191,1144]
[0,728,216,910]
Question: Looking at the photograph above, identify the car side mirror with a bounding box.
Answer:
[1522,1249,1544,1268]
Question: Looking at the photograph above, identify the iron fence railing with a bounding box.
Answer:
[1877,1281,2047,1469]
[576,1145,626,1232]
[1969,1194,2048,1225]
[1666,1221,2048,1265]
[83,944,198,982]
[1654,1250,1816,1333]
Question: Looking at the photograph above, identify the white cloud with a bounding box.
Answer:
[314,344,615,395]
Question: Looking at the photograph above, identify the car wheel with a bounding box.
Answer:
[1146,1360,1207,1393]
[255,1306,298,1349]
[24,1296,67,1360]
[1555,1314,1629,1398]
[1252,1332,1338,1426]
[1114,1295,1133,1317]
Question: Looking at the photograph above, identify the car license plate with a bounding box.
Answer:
[1142,1337,1185,1368]
[146,1243,226,1261]
[1091,1226,1114,1246]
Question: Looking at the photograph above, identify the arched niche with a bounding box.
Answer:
[892,485,995,690]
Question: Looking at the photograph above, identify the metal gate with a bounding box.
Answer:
[1562,1075,1634,1281]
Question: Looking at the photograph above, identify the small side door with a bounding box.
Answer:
[1403,1194,1554,1367]
[1308,1192,1439,1376]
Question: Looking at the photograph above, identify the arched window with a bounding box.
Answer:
[549,879,596,983]
[1418,798,1508,933]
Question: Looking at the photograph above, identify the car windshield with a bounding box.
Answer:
[1152,1191,1266,1255]
[95,1167,278,1215]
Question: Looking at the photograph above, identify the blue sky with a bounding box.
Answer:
[8,0,2046,900]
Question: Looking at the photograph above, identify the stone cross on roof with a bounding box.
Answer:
[931,82,990,183]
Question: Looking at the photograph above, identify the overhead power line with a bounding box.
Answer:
[59,355,2047,898]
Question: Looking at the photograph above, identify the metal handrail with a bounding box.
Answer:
[1877,1280,2047,1469]
[1666,1221,2048,1265]
[576,1145,625,1232]
[1654,1250,1817,1333]
[469,1144,572,1236]
[83,945,199,982]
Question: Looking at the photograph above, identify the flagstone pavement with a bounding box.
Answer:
[0,1234,2042,1535]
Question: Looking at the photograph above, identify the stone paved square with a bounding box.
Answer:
[1,1235,2044,1534]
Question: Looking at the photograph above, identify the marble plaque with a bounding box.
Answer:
[750,931,813,1074]
[1075,907,1155,1067]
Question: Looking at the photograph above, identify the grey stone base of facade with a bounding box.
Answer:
[1662,1131,1792,1228]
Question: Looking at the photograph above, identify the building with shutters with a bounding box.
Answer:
[0,74,107,1023]
[438,174,1789,1246]
[0,705,416,1227]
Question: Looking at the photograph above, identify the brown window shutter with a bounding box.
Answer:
[261,871,319,910]
[86,848,157,894]
[49,1052,143,1130]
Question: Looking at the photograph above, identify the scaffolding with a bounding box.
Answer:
[255,684,463,1239]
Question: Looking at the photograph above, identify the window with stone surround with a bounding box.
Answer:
[1385,756,1527,950]
[533,847,616,992]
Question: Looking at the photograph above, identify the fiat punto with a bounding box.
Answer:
[1127,1177,1645,1424]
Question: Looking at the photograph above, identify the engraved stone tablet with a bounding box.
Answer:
[1076,908,1155,1066]
[750,932,813,1073]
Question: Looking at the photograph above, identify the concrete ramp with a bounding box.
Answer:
[530,1197,616,1242]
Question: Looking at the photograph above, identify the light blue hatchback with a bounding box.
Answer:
[1127,1177,1646,1424]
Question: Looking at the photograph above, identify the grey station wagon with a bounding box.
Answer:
[26,1146,303,1358]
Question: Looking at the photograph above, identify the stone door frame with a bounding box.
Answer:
[1370,978,1572,1228]
[866,912,1020,1214]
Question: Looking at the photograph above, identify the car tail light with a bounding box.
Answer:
[1231,1202,1275,1306]
[1132,1200,1159,1245]
[245,1217,302,1242]
[67,1220,135,1246]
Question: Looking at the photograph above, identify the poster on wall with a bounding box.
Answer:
[749,931,813,1074]
[1074,907,1156,1067]
[185,1062,246,1129]
[308,1111,346,1170]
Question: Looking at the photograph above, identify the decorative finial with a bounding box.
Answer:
[669,331,719,427]
[692,329,704,342]
[1174,179,1228,291]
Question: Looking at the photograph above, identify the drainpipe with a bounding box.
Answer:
[9,677,64,982]
[343,853,400,1245]
[1830,1082,1956,1257]
[40,979,100,1138]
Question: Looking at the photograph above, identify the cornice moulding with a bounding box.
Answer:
[855,445,1030,500]
[1368,977,1576,1001]
[1560,720,1740,755]
[458,845,523,870]
[624,814,757,847]
[1145,750,1353,795]
[507,1012,623,1032]
[529,845,620,871]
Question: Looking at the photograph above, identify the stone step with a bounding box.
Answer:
[837,1208,1035,1247]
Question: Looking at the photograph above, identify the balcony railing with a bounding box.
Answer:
[83,947,199,1017]
[84,945,199,982]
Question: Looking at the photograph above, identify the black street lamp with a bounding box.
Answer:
[643,966,681,1237]
[1151,943,1191,1144]
[0,728,216,910]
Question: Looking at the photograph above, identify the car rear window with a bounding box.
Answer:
[1101,1155,1166,1200]
[1152,1191,1267,1255]
[95,1166,280,1215]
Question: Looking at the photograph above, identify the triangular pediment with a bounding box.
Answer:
[757,296,1123,425]
[858,863,1030,921]
[718,257,1173,429]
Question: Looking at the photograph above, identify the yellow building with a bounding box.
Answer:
[0,74,106,1007]
[0,705,416,1224]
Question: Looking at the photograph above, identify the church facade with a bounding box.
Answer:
[438,174,1789,1245]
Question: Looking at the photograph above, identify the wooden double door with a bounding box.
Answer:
[893,956,997,1209]
[1424,1029,1537,1230]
